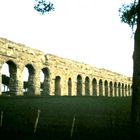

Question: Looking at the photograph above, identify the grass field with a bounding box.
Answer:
[0,96,132,140]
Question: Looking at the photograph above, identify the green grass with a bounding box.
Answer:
[0,96,132,140]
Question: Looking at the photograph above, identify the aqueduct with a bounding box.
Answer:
[0,38,132,96]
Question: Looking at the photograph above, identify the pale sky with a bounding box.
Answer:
[0,0,134,77]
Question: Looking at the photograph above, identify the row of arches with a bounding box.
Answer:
[0,60,132,97]
[1,61,50,96]
[54,75,132,97]
[76,75,132,97]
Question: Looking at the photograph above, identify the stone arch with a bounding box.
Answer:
[77,75,82,96]
[104,80,108,96]
[55,76,61,96]
[41,67,50,95]
[68,78,72,96]
[2,60,17,95]
[114,82,117,97]
[110,81,113,97]
[23,64,35,95]
[118,82,121,97]
[85,76,90,96]
[92,78,97,96]
[99,79,103,96]
[122,83,124,96]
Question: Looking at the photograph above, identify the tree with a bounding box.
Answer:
[33,0,55,15]
[119,0,140,139]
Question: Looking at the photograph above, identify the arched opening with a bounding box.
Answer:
[23,67,28,94]
[92,78,97,96]
[104,80,108,97]
[114,82,117,97]
[122,83,124,96]
[40,70,44,94]
[55,76,61,96]
[118,83,121,97]
[1,63,9,95]
[77,75,82,96]
[85,76,90,96]
[68,78,72,96]
[99,79,103,96]
[23,64,35,95]
[2,61,17,95]
[110,81,113,97]
[125,84,127,96]
[41,68,50,95]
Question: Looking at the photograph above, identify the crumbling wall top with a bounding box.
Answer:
[0,37,44,56]
[46,54,132,81]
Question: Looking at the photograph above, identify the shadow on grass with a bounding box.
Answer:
[0,96,132,140]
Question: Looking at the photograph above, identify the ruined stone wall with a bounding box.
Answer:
[0,38,132,96]
[0,38,46,95]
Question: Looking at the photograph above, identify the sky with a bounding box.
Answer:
[0,0,134,77]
